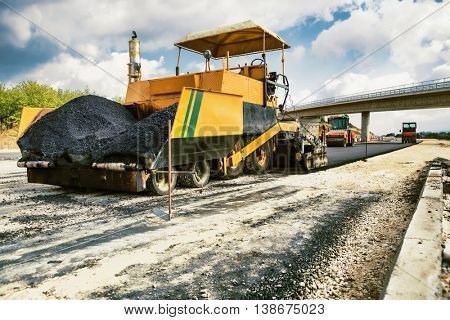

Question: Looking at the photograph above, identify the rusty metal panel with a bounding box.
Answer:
[149,74,198,95]
[247,78,264,106]
[248,65,266,81]
[27,168,148,193]
[150,94,181,111]
[199,71,224,91]
[125,80,151,105]
[221,70,263,105]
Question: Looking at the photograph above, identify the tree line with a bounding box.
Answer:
[0,81,125,132]
[387,132,449,140]
[0,81,90,131]
[417,132,450,140]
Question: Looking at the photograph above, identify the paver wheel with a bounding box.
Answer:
[219,139,244,180]
[222,160,244,180]
[303,153,313,171]
[245,142,272,174]
[147,168,177,195]
[178,160,210,188]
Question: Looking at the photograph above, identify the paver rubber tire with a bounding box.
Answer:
[303,153,313,171]
[178,160,210,188]
[221,161,244,180]
[219,139,244,180]
[147,168,177,196]
[244,142,272,174]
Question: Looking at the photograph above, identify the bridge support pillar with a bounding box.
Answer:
[361,111,370,142]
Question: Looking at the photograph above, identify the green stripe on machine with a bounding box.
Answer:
[186,90,204,138]
[181,90,195,138]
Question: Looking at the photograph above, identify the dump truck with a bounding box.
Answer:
[17,21,328,195]
[401,122,417,143]
[326,115,356,147]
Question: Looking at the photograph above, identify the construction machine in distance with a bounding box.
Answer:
[17,21,328,195]
[326,115,357,147]
[401,122,417,143]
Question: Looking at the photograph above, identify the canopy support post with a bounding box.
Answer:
[282,43,285,77]
[226,51,230,70]
[262,31,267,107]
[176,47,181,76]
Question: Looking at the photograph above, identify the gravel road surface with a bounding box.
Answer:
[0,140,449,299]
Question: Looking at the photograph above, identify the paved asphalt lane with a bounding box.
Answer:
[2,143,413,166]
[0,150,21,161]
[327,143,413,166]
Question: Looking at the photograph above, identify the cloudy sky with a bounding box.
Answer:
[0,0,449,134]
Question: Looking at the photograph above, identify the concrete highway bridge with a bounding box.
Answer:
[286,77,450,141]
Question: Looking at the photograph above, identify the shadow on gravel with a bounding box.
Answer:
[0,183,296,288]
[187,185,299,214]
[0,221,169,285]
[0,172,26,181]
[88,191,382,299]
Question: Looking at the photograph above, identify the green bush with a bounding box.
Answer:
[417,132,450,140]
[0,81,90,131]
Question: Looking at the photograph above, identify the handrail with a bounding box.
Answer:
[293,77,450,110]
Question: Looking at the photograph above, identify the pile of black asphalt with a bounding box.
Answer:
[18,95,177,166]
[98,104,178,163]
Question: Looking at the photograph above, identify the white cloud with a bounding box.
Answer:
[433,63,450,78]
[297,0,450,135]
[311,1,450,80]
[2,0,449,134]
[321,71,415,97]
[1,0,361,57]
[0,10,32,47]
[312,7,388,58]
[289,46,306,60]
[1,0,362,100]
[10,52,167,98]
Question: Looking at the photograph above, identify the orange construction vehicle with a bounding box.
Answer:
[326,115,357,147]
[401,122,417,143]
[16,21,328,195]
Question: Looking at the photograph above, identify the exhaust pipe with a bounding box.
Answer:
[128,31,141,83]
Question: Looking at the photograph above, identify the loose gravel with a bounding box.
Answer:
[441,160,450,299]
[1,140,449,300]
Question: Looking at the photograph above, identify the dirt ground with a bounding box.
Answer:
[0,140,449,300]
[0,128,19,150]
[442,163,450,299]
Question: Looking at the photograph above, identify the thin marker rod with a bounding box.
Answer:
[168,119,172,220]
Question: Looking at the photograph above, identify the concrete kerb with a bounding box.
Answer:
[383,160,444,300]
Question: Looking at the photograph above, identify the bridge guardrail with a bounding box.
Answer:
[294,77,450,109]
